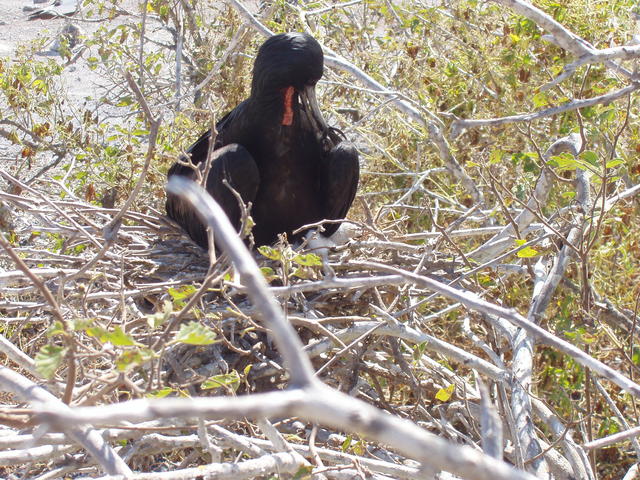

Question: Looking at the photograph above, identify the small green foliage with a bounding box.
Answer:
[86,326,141,347]
[168,284,197,307]
[435,384,455,402]
[35,345,67,379]
[292,465,314,480]
[116,348,155,372]
[292,253,322,267]
[564,327,597,346]
[258,245,282,261]
[341,435,353,452]
[171,321,217,345]
[146,300,173,329]
[201,371,241,391]
[515,240,539,258]
[46,320,66,337]
[146,387,178,398]
[260,266,278,282]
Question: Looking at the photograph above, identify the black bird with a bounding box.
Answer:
[165,32,359,249]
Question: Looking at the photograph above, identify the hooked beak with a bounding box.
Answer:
[299,84,328,137]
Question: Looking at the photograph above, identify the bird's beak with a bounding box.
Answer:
[300,84,328,136]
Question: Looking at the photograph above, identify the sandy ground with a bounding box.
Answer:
[0,1,91,159]
[0,0,142,167]
[0,0,60,55]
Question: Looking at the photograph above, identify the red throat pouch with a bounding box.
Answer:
[281,86,295,126]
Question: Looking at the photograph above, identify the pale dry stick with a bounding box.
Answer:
[36,385,539,480]
[359,261,640,398]
[226,0,483,204]
[257,419,320,479]
[93,452,302,480]
[209,424,267,457]
[139,0,148,91]
[62,71,161,283]
[509,163,589,475]
[0,169,102,250]
[591,377,640,459]
[392,225,527,241]
[533,439,580,480]
[115,433,213,462]
[0,232,76,405]
[228,273,406,297]
[450,84,640,138]
[303,0,361,16]
[313,322,384,377]
[469,133,582,263]
[623,463,640,480]
[0,367,132,476]
[0,268,104,288]
[0,444,77,466]
[305,320,506,381]
[510,258,552,474]
[0,334,42,380]
[583,425,640,451]
[217,432,421,479]
[511,169,588,476]
[477,379,503,460]
[175,14,184,110]
[461,317,504,367]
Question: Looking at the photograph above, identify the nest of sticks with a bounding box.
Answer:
[0,168,493,479]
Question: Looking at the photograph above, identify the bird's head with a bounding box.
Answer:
[251,32,328,132]
[252,32,324,94]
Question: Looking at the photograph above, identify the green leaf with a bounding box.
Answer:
[201,371,241,391]
[532,92,549,108]
[172,321,216,345]
[146,387,177,398]
[516,246,539,258]
[35,345,67,379]
[292,267,310,279]
[107,326,138,346]
[116,96,133,107]
[511,152,538,173]
[293,253,322,267]
[579,150,598,166]
[168,284,197,306]
[489,149,504,165]
[293,465,314,480]
[47,320,66,337]
[260,266,278,281]
[606,159,624,169]
[258,245,281,261]
[435,384,454,402]
[146,300,173,329]
[548,152,576,171]
[116,348,154,371]
[86,326,140,346]
[632,347,640,366]
[341,435,353,452]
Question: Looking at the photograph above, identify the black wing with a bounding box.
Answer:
[166,144,259,249]
[320,142,359,237]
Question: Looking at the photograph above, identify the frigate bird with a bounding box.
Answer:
[166,32,359,249]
